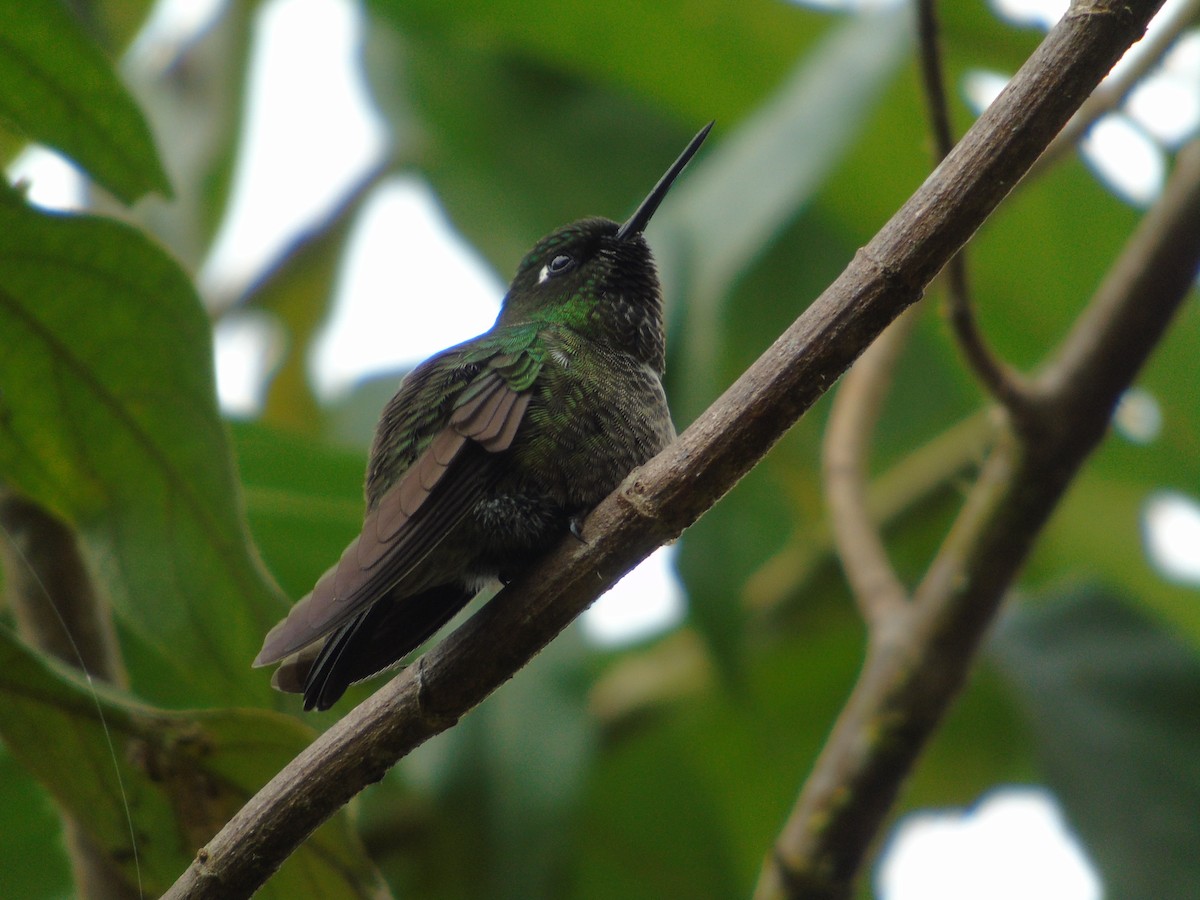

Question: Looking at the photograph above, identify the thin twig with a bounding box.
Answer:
[745,409,995,615]
[914,0,955,159]
[917,0,1035,414]
[941,248,1037,411]
[822,308,918,625]
[164,3,1167,897]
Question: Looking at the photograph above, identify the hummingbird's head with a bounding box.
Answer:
[499,217,663,367]
[497,123,713,373]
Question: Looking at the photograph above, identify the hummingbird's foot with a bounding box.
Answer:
[569,516,588,545]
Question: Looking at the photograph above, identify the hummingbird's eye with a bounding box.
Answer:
[537,254,575,284]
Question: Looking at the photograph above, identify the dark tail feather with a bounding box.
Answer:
[301,583,474,711]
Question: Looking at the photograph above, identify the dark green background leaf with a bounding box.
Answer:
[990,588,1200,900]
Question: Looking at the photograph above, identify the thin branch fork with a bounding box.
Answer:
[757,136,1200,900]
[164,2,1169,897]
[916,0,1036,415]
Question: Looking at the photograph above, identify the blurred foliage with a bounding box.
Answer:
[0,1,1197,898]
[0,0,169,202]
[0,187,285,709]
[991,587,1200,899]
[0,626,387,897]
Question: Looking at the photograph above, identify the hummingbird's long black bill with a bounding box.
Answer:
[614,121,713,242]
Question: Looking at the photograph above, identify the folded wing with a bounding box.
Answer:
[254,344,539,669]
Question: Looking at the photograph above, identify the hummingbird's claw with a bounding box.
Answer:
[569,516,588,545]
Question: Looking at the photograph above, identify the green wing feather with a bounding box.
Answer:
[255,328,545,666]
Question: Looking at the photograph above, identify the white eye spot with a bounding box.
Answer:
[537,253,574,285]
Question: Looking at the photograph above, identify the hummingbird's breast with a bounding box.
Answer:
[465,329,673,574]
[526,331,673,499]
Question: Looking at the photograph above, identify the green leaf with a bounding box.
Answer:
[659,6,913,357]
[88,0,159,52]
[990,588,1200,900]
[674,461,797,681]
[578,607,863,897]
[0,747,73,899]
[0,0,170,203]
[0,625,390,898]
[363,631,596,900]
[660,9,912,673]
[0,197,285,708]
[478,633,595,900]
[367,0,824,127]
[577,729,743,900]
[232,422,365,601]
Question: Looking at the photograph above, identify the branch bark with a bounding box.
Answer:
[165,1,1170,896]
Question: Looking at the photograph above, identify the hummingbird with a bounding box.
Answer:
[254,123,713,710]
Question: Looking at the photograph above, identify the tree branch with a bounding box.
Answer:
[164,2,1168,896]
[1033,139,1200,415]
[822,307,917,625]
[754,133,1200,900]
